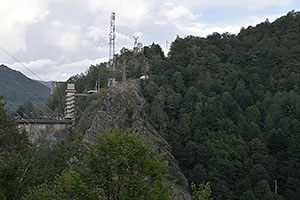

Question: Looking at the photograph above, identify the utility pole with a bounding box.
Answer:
[95,80,100,91]
[108,12,116,88]
[121,58,127,92]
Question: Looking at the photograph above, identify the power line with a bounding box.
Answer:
[0,46,59,118]
[1,67,53,117]
[76,106,94,122]
[0,46,44,82]
[0,43,97,129]
[3,98,31,124]
[0,64,57,120]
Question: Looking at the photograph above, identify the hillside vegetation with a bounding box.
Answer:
[0,95,173,199]
[141,11,300,200]
[46,11,300,200]
[0,65,50,108]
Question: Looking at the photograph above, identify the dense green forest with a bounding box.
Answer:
[0,65,50,108]
[141,11,300,200]
[47,11,300,200]
[1,11,300,200]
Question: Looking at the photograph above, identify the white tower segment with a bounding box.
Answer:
[108,12,116,88]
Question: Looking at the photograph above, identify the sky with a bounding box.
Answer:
[0,0,299,81]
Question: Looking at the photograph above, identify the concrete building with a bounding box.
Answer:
[65,83,76,120]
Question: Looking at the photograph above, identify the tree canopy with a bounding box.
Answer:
[141,11,300,200]
[2,10,300,200]
[21,128,171,200]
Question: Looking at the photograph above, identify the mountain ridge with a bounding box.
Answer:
[0,64,50,108]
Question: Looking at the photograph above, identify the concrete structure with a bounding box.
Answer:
[65,83,76,120]
[16,119,72,143]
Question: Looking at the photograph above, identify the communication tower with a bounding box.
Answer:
[108,12,116,88]
[133,36,139,54]
[133,36,139,48]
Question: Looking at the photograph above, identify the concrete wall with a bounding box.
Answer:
[18,123,70,143]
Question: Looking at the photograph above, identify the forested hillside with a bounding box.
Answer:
[0,65,50,107]
[0,95,174,199]
[45,11,300,200]
[141,11,300,200]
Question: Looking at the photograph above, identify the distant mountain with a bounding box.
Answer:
[38,80,52,88]
[0,64,50,108]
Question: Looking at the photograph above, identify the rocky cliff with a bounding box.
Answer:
[80,80,191,200]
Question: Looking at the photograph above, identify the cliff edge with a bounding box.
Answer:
[80,80,191,200]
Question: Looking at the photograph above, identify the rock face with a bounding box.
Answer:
[115,52,150,78]
[83,80,191,200]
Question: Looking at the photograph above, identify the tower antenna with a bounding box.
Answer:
[108,12,116,88]
[133,36,139,49]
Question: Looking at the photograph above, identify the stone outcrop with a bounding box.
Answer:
[82,80,191,200]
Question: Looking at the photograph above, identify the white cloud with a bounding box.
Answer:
[177,23,241,37]
[134,32,143,39]
[87,25,133,49]
[8,59,57,80]
[116,32,132,42]
[48,21,83,52]
[95,46,108,53]
[247,14,282,26]
[87,0,153,28]
[164,2,174,7]
[7,57,108,81]
[161,5,199,22]
[171,0,294,9]
[0,0,49,53]
[174,13,284,37]
[57,32,80,51]
[87,26,108,42]
[1,0,298,82]
[81,39,89,47]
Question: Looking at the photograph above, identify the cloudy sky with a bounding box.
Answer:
[0,0,299,81]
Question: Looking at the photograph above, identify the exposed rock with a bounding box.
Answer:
[83,80,191,200]
[115,52,150,78]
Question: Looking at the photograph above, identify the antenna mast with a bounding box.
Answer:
[108,12,116,88]
[133,36,139,54]
[133,36,139,48]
